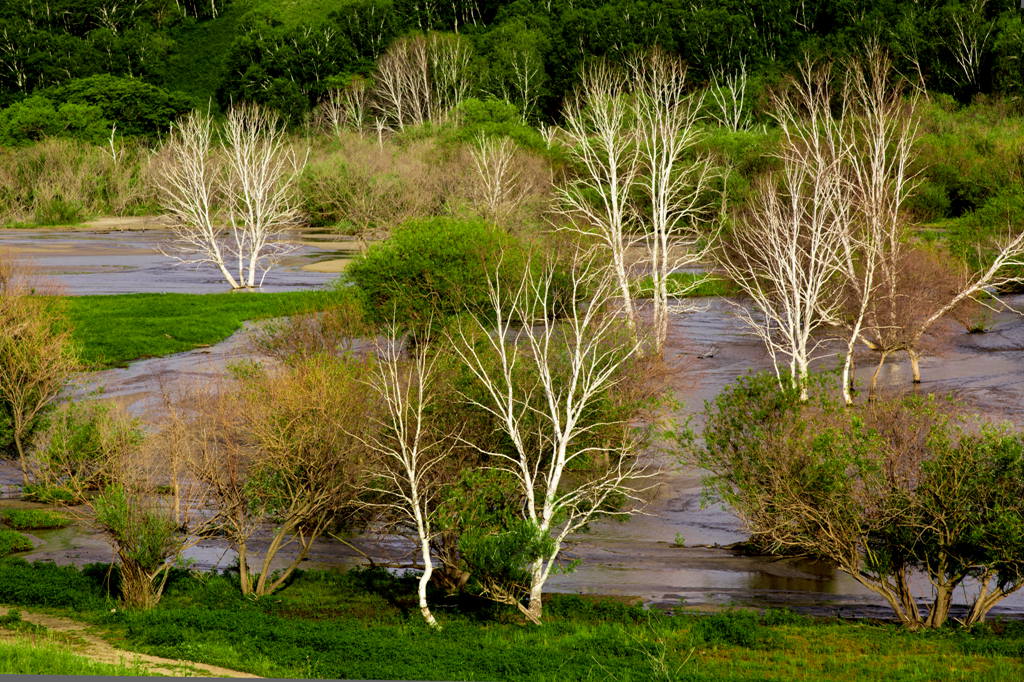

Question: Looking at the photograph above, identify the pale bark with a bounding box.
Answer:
[450,254,652,622]
[556,62,642,330]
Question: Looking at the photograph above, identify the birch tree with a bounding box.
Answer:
[469,133,524,224]
[716,62,852,399]
[834,48,920,404]
[155,105,303,290]
[708,59,751,132]
[360,331,452,629]
[557,62,641,329]
[631,49,718,355]
[450,256,651,623]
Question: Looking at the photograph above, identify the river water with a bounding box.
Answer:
[4,226,1024,619]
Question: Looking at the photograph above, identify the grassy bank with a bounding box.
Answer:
[63,290,343,369]
[0,560,1020,680]
[633,272,738,299]
[0,635,149,676]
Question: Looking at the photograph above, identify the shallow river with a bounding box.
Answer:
[4,226,1024,619]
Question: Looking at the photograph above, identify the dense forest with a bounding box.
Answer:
[0,0,1022,139]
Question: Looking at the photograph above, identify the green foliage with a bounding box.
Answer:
[441,98,549,152]
[0,560,109,610]
[633,272,737,299]
[345,216,534,335]
[93,485,179,578]
[0,531,33,557]
[701,373,1024,628]
[0,96,110,146]
[20,485,74,505]
[43,76,195,138]
[0,609,46,634]
[0,509,69,531]
[691,611,767,649]
[436,468,553,600]
[31,401,144,501]
[1,563,1023,679]
[63,290,346,368]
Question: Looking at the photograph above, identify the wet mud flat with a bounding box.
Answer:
[0,226,358,294]
[30,296,1024,619]
[7,226,1024,618]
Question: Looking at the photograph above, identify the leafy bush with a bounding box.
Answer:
[31,401,144,502]
[1,509,70,531]
[0,531,33,557]
[700,374,1024,629]
[92,484,181,609]
[345,216,536,334]
[0,96,110,146]
[42,76,195,138]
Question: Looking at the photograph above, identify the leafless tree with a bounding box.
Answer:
[833,47,920,404]
[948,0,995,90]
[155,105,303,289]
[359,331,453,629]
[315,78,371,136]
[557,62,642,329]
[469,134,525,224]
[221,104,305,288]
[716,61,852,400]
[450,255,652,623]
[708,59,751,132]
[631,49,718,355]
[373,33,473,129]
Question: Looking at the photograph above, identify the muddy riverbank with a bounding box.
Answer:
[24,295,1024,619]
[0,226,359,294]
[5,226,1024,619]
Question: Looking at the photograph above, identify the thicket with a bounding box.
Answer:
[700,373,1024,630]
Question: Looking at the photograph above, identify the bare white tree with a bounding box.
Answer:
[469,134,524,224]
[450,255,651,623]
[360,331,451,629]
[373,33,473,129]
[315,78,370,137]
[708,58,751,132]
[717,62,852,400]
[631,49,718,355]
[557,62,642,329]
[948,0,995,89]
[156,105,304,290]
[834,47,920,404]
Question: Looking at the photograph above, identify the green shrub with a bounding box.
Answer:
[0,560,109,610]
[690,611,767,648]
[1,509,70,531]
[0,531,33,557]
[31,401,144,502]
[20,485,74,505]
[345,216,536,335]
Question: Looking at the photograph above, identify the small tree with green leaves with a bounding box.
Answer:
[700,373,1024,629]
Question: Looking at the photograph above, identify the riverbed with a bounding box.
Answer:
[5,225,1024,619]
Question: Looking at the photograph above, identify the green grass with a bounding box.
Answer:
[0,531,33,557]
[0,560,1020,681]
[0,634,150,676]
[61,290,344,369]
[1,509,70,531]
[633,272,738,299]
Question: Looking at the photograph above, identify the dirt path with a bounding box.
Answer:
[0,606,260,678]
